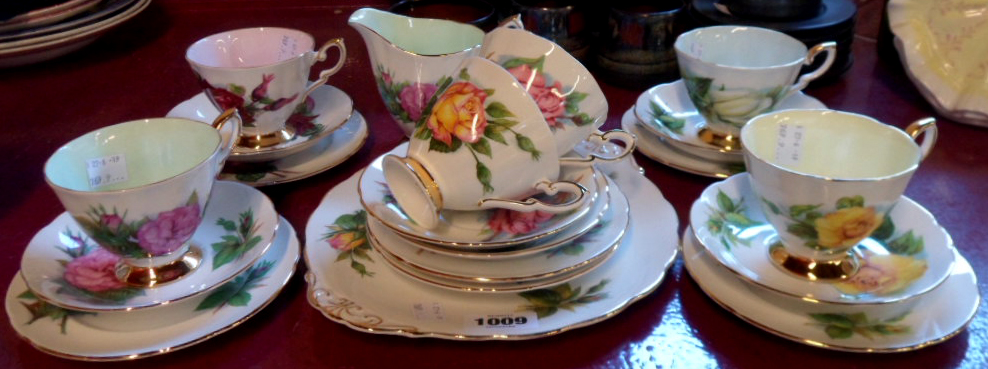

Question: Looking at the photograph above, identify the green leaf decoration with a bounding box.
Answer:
[196,260,274,311]
[486,102,514,118]
[235,172,268,182]
[17,290,91,334]
[459,68,470,81]
[413,125,434,140]
[871,213,895,241]
[484,128,507,145]
[515,134,541,160]
[836,196,865,209]
[210,208,263,270]
[517,280,609,318]
[716,191,736,213]
[706,192,761,252]
[501,56,545,70]
[809,312,912,340]
[682,75,714,112]
[470,138,493,158]
[886,230,924,255]
[322,210,374,277]
[790,204,822,218]
[649,101,685,135]
[786,222,818,240]
[429,137,462,153]
[762,198,782,215]
[54,280,144,304]
[476,161,494,193]
[230,84,246,96]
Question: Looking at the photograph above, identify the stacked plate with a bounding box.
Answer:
[303,142,680,339]
[682,173,980,352]
[621,80,825,178]
[0,0,149,68]
[6,181,300,360]
[358,145,630,293]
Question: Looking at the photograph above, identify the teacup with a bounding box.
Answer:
[382,56,589,230]
[675,26,836,150]
[481,26,635,160]
[741,109,937,281]
[43,111,241,287]
[186,27,346,148]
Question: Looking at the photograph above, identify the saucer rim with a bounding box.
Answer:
[19,181,278,312]
[623,109,737,178]
[218,111,368,187]
[5,216,300,361]
[358,143,603,248]
[682,225,980,353]
[689,173,956,306]
[366,181,629,281]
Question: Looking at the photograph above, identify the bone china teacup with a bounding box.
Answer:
[481,26,635,161]
[186,27,345,148]
[741,109,937,280]
[675,26,836,149]
[382,56,589,230]
[44,112,241,287]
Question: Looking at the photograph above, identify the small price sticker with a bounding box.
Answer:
[774,123,805,167]
[86,154,128,189]
[464,312,539,334]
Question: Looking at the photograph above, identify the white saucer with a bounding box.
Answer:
[303,153,679,339]
[167,84,354,163]
[682,226,979,352]
[6,216,299,361]
[689,173,955,304]
[217,111,368,187]
[19,181,278,311]
[359,143,602,248]
[622,108,743,178]
[632,80,825,162]
[366,177,629,282]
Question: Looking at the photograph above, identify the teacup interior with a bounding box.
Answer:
[187,27,314,68]
[46,119,219,192]
[676,26,807,68]
[351,9,484,55]
[742,110,921,179]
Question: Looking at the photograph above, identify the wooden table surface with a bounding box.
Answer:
[1,0,985,367]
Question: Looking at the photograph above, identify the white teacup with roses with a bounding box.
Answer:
[482,26,635,160]
[383,57,591,230]
[741,109,937,277]
[44,113,240,287]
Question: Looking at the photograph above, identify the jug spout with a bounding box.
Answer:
[349,7,485,136]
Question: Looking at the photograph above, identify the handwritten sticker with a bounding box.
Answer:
[86,154,128,189]
[464,312,539,334]
[774,123,805,167]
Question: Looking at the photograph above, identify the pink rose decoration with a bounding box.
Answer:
[487,209,554,235]
[101,214,123,231]
[399,83,439,122]
[137,204,202,255]
[252,74,275,101]
[64,248,126,292]
[508,65,566,128]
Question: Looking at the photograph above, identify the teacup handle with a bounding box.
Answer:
[497,14,524,29]
[211,108,242,172]
[785,41,837,99]
[478,180,587,213]
[300,38,347,101]
[559,129,636,167]
[905,117,937,161]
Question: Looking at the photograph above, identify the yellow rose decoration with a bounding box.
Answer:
[814,207,883,249]
[427,81,488,146]
[835,253,928,296]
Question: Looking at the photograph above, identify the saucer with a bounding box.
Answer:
[6,216,299,361]
[303,154,679,339]
[167,84,354,163]
[217,111,368,187]
[20,181,278,311]
[359,143,602,249]
[682,226,979,352]
[689,173,955,304]
[366,178,628,282]
[632,80,826,162]
[622,108,743,178]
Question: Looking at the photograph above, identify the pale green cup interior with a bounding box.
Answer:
[350,8,483,56]
[742,110,920,179]
[45,119,219,192]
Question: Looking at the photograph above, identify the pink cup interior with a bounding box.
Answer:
[186,27,314,68]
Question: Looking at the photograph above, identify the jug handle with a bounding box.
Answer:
[497,14,524,29]
[905,117,937,161]
[211,108,242,172]
[301,38,347,102]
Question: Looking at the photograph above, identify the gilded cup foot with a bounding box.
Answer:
[238,127,296,148]
[768,243,860,281]
[697,127,741,152]
[116,246,203,287]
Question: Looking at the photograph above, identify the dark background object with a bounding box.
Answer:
[388,0,498,30]
[510,0,590,60]
[593,0,686,89]
[725,0,823,20]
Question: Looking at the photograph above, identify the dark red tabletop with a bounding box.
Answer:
[1,0,985,367]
